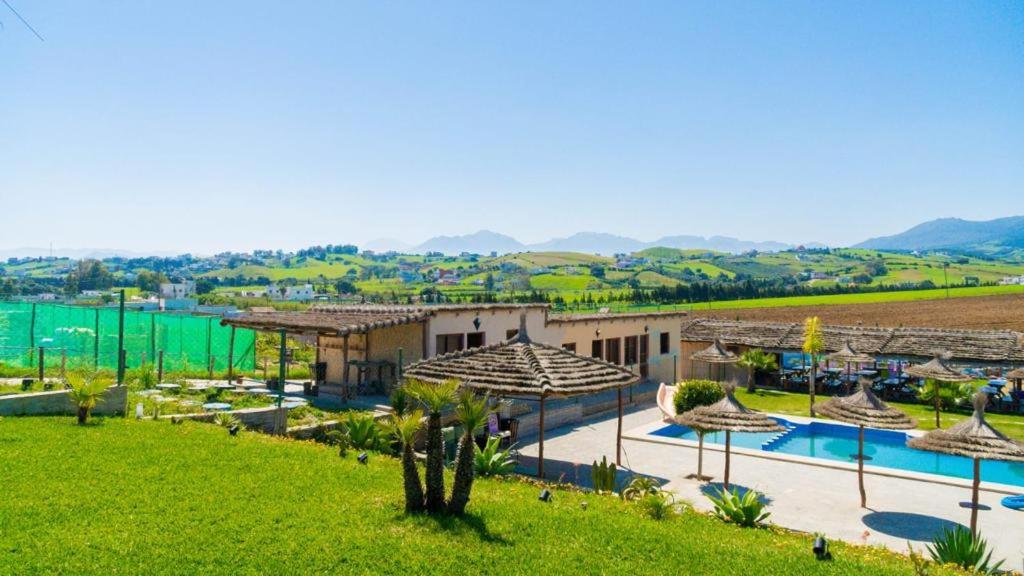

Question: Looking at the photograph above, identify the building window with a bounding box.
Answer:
[660,332,670,355]
[506,329,519,340]
[624,335,638,366]
[562,343,577,353]
[591,339,603,359]
[605,338,622,365]
[436,333,464,355]
[466,332,485,349]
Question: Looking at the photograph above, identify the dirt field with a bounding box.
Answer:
[693,293,1024,332]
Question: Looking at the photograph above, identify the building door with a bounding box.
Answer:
[466,332,485,349]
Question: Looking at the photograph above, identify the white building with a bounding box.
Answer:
[160,282,196,299]
[269,284,315,302]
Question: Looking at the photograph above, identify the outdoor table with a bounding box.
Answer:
[202,402,232,411]
[822,368,844,374]
[243,388,272,395]
[855,370,878,377]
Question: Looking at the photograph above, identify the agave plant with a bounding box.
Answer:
[706,487,770,528]
[637,491,677,521]
[342,412,382,451]
[447,390,490,515]
[927,526,1003,575]
[473,436,516,478]
[213,412,241,429]
[620,475,662,502]
[405,379,458,513]
[383,409,425,513]
[64,372,107,425]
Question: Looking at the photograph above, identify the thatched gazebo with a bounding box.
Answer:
[826,341,875,395]
[814,378,916,507]
[1006,367,1024,393]
[904,354,971,429]
[690,338,737,382]
[676,383,784,490]
[908,393,1024,535]
[402,315,638,479]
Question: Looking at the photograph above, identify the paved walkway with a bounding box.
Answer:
[517,406,1024,568]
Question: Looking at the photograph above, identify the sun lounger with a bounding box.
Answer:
[657,383,677,422]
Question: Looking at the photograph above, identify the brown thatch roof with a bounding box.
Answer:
[548,310,689,323]
[1006,367,1024,380]
[675,383,785,433]
[680,318,1024,363]
[221,309,430,336]
[402,317,638,398]
[690,339,738,364]
[814,379,917,430]
[826,341,875,365]
[907,393,1024,462]
[904,355,972,383]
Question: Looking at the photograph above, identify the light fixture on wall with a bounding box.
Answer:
[473,316,481,330]
[595,329,601,337]
[644,325,649,333]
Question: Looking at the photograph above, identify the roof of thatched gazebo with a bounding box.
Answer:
[814,378,917,430]
[690,339,738,364]
[676,383,785,433]
[904,354,972,382]
[826,341,875,365]
[1006,367,1024,380]
[908,393,1024,462]
[402,317,638,398]
[221,308,431,336]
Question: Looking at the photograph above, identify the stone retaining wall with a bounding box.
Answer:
[159,406,288,435]
[0,386,127,417]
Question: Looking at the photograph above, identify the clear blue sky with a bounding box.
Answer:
[2,1,1021,254]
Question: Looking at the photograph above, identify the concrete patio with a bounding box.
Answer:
[516,405,1024,569]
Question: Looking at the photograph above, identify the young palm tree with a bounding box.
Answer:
[384,409,426,513]
[65,372,107,425]
[447,391,490,515]
[802,317,825,416]
[737,348,778,394]
[405,378,459,513]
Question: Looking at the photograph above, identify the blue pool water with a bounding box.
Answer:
[651,418,1024,488]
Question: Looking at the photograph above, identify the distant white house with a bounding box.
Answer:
[999,275,1024,286]
[160,281,196,299]
[269,284,315,302]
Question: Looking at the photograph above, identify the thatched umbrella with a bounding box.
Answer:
[1006,367,1024,394]
[904,354,971,429]
[683,340,740,481]
[826,341,875,395]
[676,382,784,490]
[908,393,1024,535]
[814,378,916,507]
[402,314,637,479]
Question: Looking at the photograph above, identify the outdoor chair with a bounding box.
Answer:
[487,412,512,449]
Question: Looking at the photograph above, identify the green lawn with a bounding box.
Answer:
[0,417,957,575]
[736,388,1024,442]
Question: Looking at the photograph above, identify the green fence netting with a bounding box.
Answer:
[0,301,255,373]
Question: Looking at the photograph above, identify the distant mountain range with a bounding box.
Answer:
[0,247,181,260]
[854,216,1024,256]
[374,230,801,256]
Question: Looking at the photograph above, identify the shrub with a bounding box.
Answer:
[64,373,107,425]
[322,429,351,456]
[213,412,241,429]
[927,526,1002,575]
[591,455,617,493]
[917,381,974,411]
[673,380,724,415]
[706,488,770,528]
[473,436,516,477]
[128,363,158,390]
[637,491,677,521]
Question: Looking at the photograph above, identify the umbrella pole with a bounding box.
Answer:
[934,380,942,429]
[696,432,705,481]
[970,457,980,537]
[538,396,546,479]
[858,425,866,508]
[616,386,623,466]
[724,430,731,491]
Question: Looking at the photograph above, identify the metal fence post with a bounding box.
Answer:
[38,347,44,382]
[157,349,164,384]
[116,290,126,384]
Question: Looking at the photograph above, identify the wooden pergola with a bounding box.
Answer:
[222,308,430,390]
[403,315,639,479]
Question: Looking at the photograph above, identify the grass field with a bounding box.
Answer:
[0,416,960,575]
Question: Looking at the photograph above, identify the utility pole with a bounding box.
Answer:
[943,262,950,299]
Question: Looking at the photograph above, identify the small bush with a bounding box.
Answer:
[706,488,770,528]
[591,455,617,494]
[927,526,1002,575]
[473,436,516,477]
[213,412,241,429]
[673,380,724,415]
[636,491,677,521]
[341,412,381,451]
[620,476,662,502]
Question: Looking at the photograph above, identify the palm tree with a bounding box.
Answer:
[802,317,825,416]
[65,372,107,425]
[384,409,426,513]
[448,391,490,515]
[405,378,458,513]
[737,349,778,394]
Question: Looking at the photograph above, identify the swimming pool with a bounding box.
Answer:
[651,418,1024,488]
